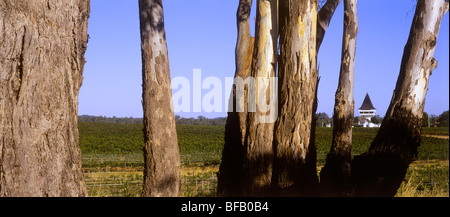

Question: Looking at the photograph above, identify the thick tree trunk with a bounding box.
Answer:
[218,0,254,197]
[0,0,90,197]
[272,0,319,196]
[351,0,448,197]
[242,0,277,196]
[139,0,180,197]
[320,0,358,197]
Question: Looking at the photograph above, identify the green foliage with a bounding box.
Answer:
[418,137,449,160]
[79,124,448,197]
[314,127,378,164]
[177,124,225,164]
[79,115,143,124]
[79,122,144,154]
[79,122,225,166]
[371,115,383,124]
[422,112,429,127]
[316,112,332,127]
[311,127,449,164]
[79,123,448,167]
[437,110,449,127]
[421,127,449,135]
[78,115,226,125]
[175,115,227,126]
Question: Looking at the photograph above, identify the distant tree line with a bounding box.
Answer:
[316,110,450,128]
[79,110,450,128]
[423,110,449,127]
[78,115,143,124]
[174,115,227,126]
[78,115,227,126]
[317,112,332,127]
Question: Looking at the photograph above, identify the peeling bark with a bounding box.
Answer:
[320,0,358,197]
[351,0,448,197]
[242,0,278,196]
[139,0,180,197]
[272,0,319,196]
[218,0,254,197]
[0,0,90,197]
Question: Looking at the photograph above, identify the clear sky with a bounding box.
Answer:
[78,0,449,119]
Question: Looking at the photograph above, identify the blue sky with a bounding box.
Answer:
[78,0,449,119]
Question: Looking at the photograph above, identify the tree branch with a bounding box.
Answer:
[316,0,341,51]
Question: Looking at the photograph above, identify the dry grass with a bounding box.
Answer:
[85,164,220,197]
[84,161,448,197]
[396,172,449,197]
[422,134,450,139]
[395,160,449,197]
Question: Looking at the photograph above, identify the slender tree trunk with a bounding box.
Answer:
[242,0,278,196]
[0,0,90,197]
[218,0,254,197]
[351,0,448,197]
[320,0,358,197]
[316,0,341,52]
[139,0,180,197]
[272,0,319,196]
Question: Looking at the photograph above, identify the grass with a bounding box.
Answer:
[396,160,449,197]
[84,164,219,197]
[79,123,449,197]
[85,171,143,197]
[422,127,449,136]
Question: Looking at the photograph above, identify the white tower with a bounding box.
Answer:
[359,93,376,122]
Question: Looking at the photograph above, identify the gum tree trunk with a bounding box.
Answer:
[218,0,254,197]
[320,0,358,197]
[316,0,341,51]
[0,0,90,196]
[139,0,180,197]
[219,0,341,197]
[351,0,448,197]
[272,0,319,196]
[242,0,278,196]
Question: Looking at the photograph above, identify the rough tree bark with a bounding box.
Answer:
[242,0,278,196]
[218,0,254,197]
[320,0,358,197]
[220,0,443,197]
[219,0,341,197]
[351,0,448,197]
[0,0,90,196]
[272,0,319,196]
[139,0,180,197]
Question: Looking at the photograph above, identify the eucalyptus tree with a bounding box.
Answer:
[139,0,180,197]
[351,0,449,196]
[219,0,448,197]
[0,0,90,196]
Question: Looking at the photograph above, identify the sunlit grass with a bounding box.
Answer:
[79,124,449,197]
[396,160,449,197]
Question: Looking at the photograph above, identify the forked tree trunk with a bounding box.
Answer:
[320,0,358,197]
[272,0,319,196]
[351,0,448,197]
[0,0,90,196]
[139,0,180,197]
[242,0,278,196]
[218,0,254,197]
[219,0,341,197]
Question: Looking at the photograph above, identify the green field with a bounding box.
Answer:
[79,123,449,197]
[79,123,226,168]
